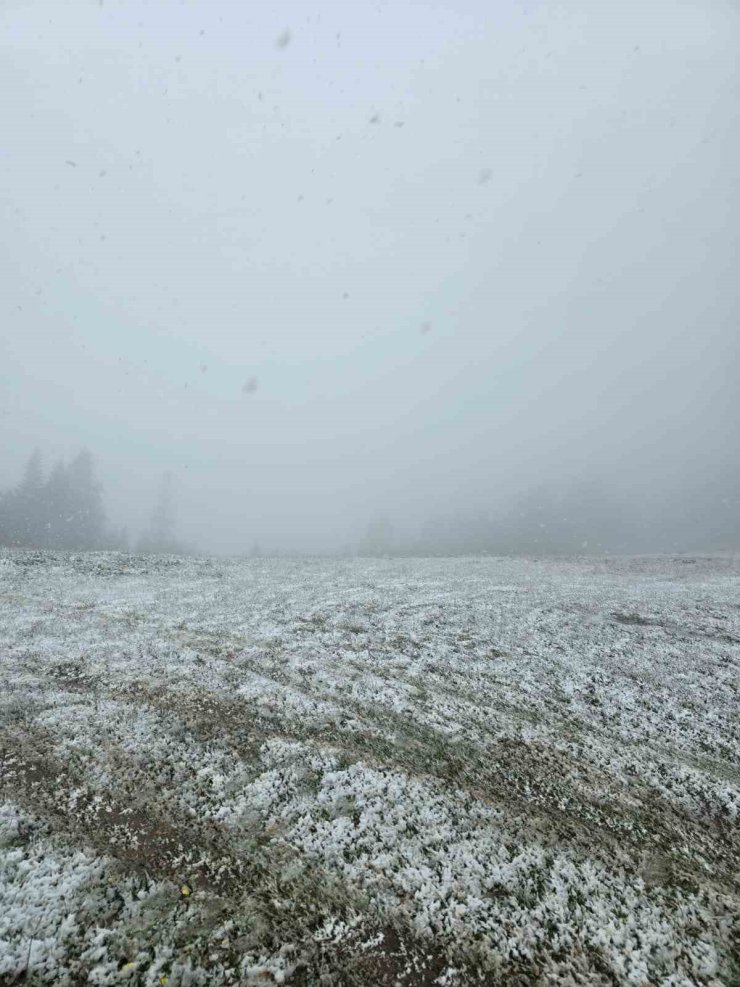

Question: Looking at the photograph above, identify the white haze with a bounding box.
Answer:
[1,0,738,553]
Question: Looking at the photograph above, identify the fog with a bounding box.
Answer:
[1,0,738,554]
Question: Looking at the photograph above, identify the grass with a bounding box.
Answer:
[0,550,739,984]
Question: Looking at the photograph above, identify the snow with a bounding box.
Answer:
[1,551,738,983]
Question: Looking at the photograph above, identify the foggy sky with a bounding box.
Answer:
[1,0,738,553]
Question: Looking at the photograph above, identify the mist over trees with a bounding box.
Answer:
[0,449,114,550]
[0,453,192,554]
[0,451,168,553]
[136,472,190,555]
[356,474,740,557]
[357,516,396,556]
[1,448,737,557]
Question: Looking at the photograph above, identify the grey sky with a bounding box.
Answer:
[1,0,738,552]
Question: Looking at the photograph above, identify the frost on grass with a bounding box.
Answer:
[0,802,217,985]
[1,550,739,983]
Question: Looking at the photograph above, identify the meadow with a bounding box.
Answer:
[1,551,738,984]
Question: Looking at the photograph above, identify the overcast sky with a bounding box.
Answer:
[1,0,738,552]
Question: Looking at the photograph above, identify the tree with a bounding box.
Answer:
[138,472,184,553]
[0,448,114,551]
[0,489,10,546]
[358,515,395,556]
[109,525,130,552]
[43,459,73,548]
[2,450,45,546]
[65,449,105,549]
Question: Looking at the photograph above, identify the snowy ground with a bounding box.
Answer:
[0,551,738,985]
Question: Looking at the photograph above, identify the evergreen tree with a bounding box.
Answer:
[110,525,130,552]
[358,515,395,556]
[3,450,46,546]
[65,449,105,549]
[0,489,10,546]
[0,448,114,550]
[138,472,183,553]
[43,460,74,548]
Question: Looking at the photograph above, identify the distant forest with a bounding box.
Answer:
[1,450,736,557]
[0,451,184,554]
[358,477,740,557]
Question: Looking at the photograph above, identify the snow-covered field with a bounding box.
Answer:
[1,551,738,985]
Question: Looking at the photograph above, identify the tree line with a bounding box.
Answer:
[0,451,186,553]
[357,475,740,556]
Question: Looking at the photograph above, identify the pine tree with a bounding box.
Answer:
[358,515,395,556]
[43,460,73,548]
[139,472,182,553]
[0,448,114,550]
[0,489,10,546]
[66,449,105,549]
[9,450,46,546]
